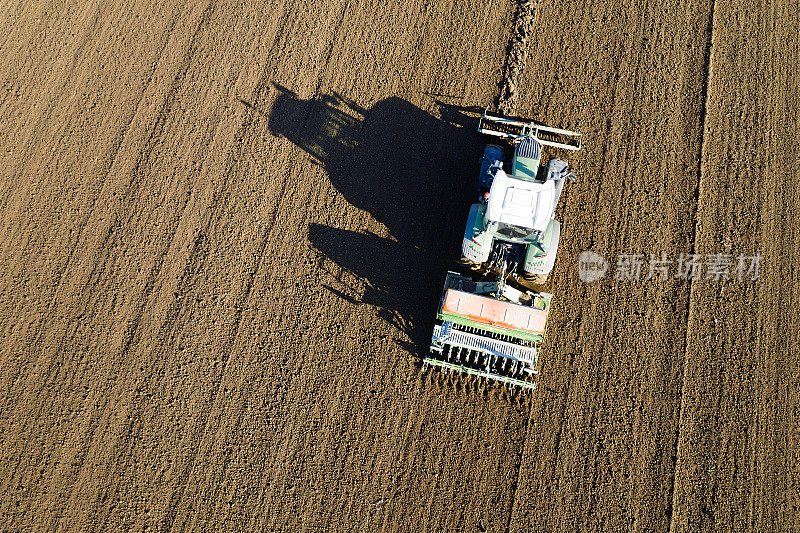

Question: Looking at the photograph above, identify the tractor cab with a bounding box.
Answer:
[485,168,555,242]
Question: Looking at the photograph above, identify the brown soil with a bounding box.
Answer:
[0,0,797,531]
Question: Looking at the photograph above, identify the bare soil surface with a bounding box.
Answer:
[506,0,799,530]
[0,0,797,531]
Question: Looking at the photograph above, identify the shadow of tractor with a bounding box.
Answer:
[266,85,486,356]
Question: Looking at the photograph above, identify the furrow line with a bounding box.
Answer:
[666,0,718,527]
[496,2,539,531]
[496,0,537,116]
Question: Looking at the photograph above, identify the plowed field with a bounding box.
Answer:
[0,0,797,531]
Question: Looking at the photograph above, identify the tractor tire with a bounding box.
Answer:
[518,272,548,289]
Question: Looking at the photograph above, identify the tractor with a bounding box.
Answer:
[424,110,581,390]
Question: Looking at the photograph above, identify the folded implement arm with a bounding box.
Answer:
[478,110,582,151]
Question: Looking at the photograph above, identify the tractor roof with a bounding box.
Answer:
[486,168,554,232]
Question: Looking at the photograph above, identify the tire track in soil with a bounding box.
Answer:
[666,0,718,524]
[37,4,184,327]
[158,75,294,531]
[14,0,216,491]
[0,5,146,362]
[503,0,718,528]
[0,0,198,378]
[0,3,185,341]
[495,0,638,526]
[493,3,539,531]
[153,3,357,527]
[494,0,662,529]
[0,1,268,524]
[0,4,211,525]
[151,85,268,530]
[515,32,625,533]
[76,5,305,527]
[496,0,537,116]
[93,0,219,448]
[670,0,800,529]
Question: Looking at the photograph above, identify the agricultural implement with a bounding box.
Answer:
[424,110,581,390]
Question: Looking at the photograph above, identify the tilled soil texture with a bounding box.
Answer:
[505,0,800,531]
[1,1,798,533]
[669,0,800,530]
[0,0,531,530]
